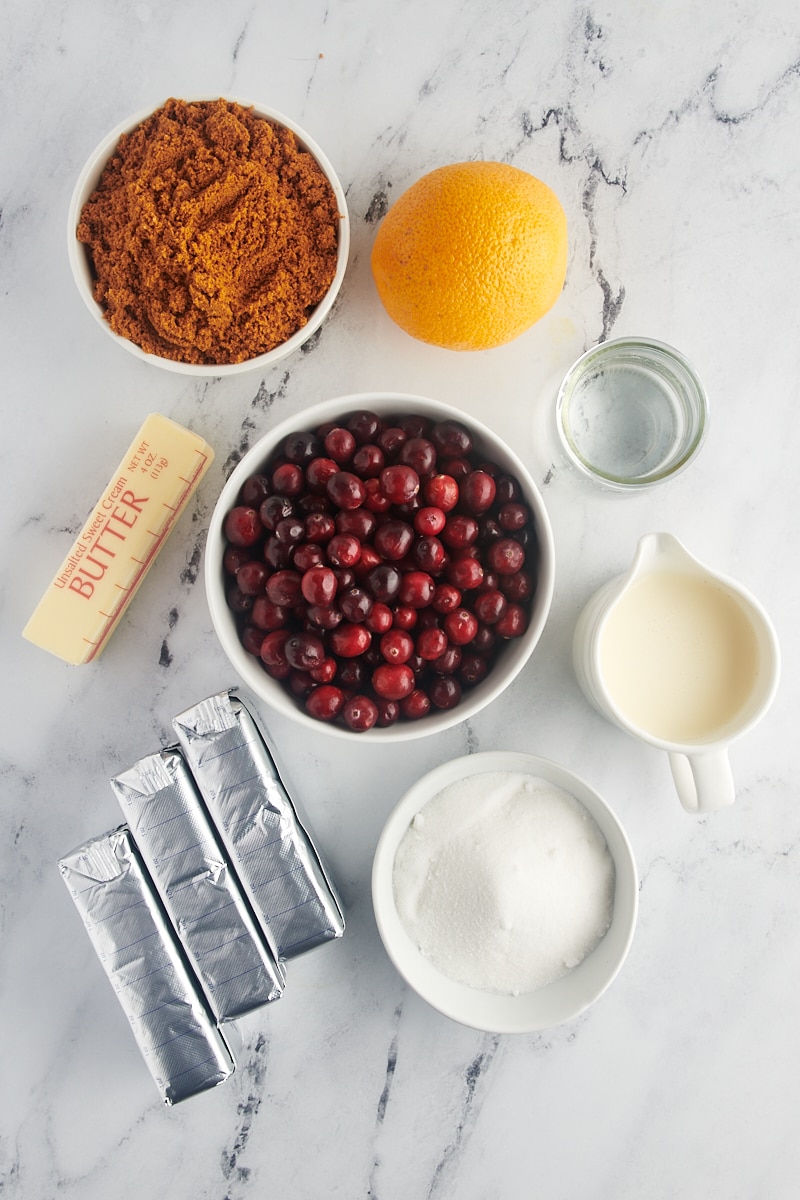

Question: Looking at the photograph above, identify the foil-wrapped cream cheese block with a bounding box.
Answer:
[173,690,345,961]
[111,746,286,1022]
[59,827,235,1105]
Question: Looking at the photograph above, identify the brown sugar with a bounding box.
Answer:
[76,98,342,365]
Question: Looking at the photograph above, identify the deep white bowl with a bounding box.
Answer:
[67,97,349,376]
[372,751,638,1032]
[204,393,555,742]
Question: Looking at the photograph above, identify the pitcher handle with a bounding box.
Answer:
[668,750,735,813]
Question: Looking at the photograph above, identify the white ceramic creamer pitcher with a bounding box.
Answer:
[573,533,780,813]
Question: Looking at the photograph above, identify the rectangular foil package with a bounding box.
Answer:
[173,690,345,961]
[59,827,235,1105]
[111,747,285,1022]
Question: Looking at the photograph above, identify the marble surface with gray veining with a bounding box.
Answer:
[2,2,799,1197]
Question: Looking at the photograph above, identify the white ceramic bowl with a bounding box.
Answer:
[204,393,555,741]
[372,751,638,1032]
[67,97,349,376]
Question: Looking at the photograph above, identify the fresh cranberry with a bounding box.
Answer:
[414,506,446,536]
[495,602,528,638]
[391,604,418,630]
[336,508,376,540]
[226,584,253,613]
[260,630,291,674]
[327,471,367,510]
[263,537,291,569]
[378,426,407,457]
[292,543,325,572]
[305,685,345,721]
[346,410,382,445]
[352,444,385,478]
[380,629,414,664]
[266,570,303,607]
[416,626,448,661]
[339,587,374,622]
[397,414,432,439]
[367,563,402,602]
[498,502,529,531]
[353,544,382,577]
[259,494,295,530]
[242,624,266,656]
[423,474,459,512]
[306,604,343,630]
[285,632,326,671]
[398,570,435,608]
[324,427,357,464]
[412,536,447,572]
[459,652,490,686]
[372,663,415,700]
[446,557,484,590]
[283,430,322,465]
[310,656,337,683]
[442,514,479,549]
[275,515,305,545]
[431,420,473,458]
[237,560,269,595]
[442,457,471,480]
[223,545,251,575]
[495,475,520,504]
[488,538,525,575]
[342,694,379,732]
[380,464,420,504]
[363,477,392,513]
[474,588,507,624]
[443,607,479,645]
[374,519,414,561]
[460,470,497,514]
[301,565,338,606]
[429,675,462,710]
[472,623,497,653]
[326,533,362,568]
[225,506,262,547]
[252,597,289,630]
[432,583,462,613]
[500,570,535,602]
[399,437,437,476]
[400,689,432,720]
[304,512,336,543]
[366,602,393,633]
[329,623,371,658]
[431,644,462,675]
[375,698,400,727]
[337,660,367,689]
[241,474,271,507]
[306,457,340,493]
[272,462,305,496]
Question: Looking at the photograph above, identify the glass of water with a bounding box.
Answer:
[556,337,709,489]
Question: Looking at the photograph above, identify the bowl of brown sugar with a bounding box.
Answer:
[68,97,349,375]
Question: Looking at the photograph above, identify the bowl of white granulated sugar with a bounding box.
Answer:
[371,750,638,1033]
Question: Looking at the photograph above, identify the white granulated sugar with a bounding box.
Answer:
[392,771,615,995]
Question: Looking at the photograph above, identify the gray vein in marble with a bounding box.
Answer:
[367,1002,403,1197]
[220,1031,269,1194]
[425,1036,501,1200]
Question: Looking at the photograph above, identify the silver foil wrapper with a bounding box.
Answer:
[59,827,235,1105]
[111,747,285,1022]
[173,690,345,960]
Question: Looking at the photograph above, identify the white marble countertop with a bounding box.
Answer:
[2,3,799,1197]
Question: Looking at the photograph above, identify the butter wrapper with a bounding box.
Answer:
[111,747,285,1022]
[59,827,235,1105]
[173,690,345,960]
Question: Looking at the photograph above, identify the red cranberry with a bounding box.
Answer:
[460,470,497,514]
[488,538,525,575]
[306,604,343,630]
[285,632,326,671]
[432,583,462,613]
[414,506,446,536]
[260,630,291,674]
[226,584,253,613]
[378,426,407,457]
[431,420,473,457]
[367,563,402,602]
[242,624,266,656]
[431,644,462,675]
[327,533,362,568]
[400,689,432,720]
[252,597,289,630]
[363,477,392,513]
[237,560,269,595]
[324,427,357,464]
[266,570,303,607]
[304,512,336,542]
[498,502,529,531]
[442,514,479,549]
[241,474,271,507]
[224,545,251,575]
[259,494,295,530]
[301,565,338,606]
[310,656,337,683]
[500,571,535,602]
[459,652,490,686]
[225,506,262,547]
[474,588,507,624]
[283,430,322,465]
[346,410,382,444]
[399,437,437,476]
[305,685,345,721]
[292,543,325,572]
[263,536,291,569]
[429,675,462,710]
[329,623,371,658]
[306,457,340,493]
[443,607,479,645]
[275,515,305,545]
[375,698,400,727]
[327,471,367,510]
[446,557,484,590]
[380,464,420,504]
[495,475,521,504]
[412,536,447,572]
[380,629,414,664]
[374,519,414,561]
[352,444,385,477]
[391,604,418,630]
[339,587,374,622]
[423,474,459,512]
[495,602,528,638]
[342,695,379,732]
[372,663,415,700]
[366,602,393,634]
[337,660,368,689]
[416,626,448,661]
[272,462,305,496]
[398,570,435,608]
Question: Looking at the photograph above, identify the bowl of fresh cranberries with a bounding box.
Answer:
[205,393,555,738]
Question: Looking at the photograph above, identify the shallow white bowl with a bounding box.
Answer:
[205,393,555,742]
[67,97,349,376]
[372,750,638,1032]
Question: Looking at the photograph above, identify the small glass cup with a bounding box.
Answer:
[555,336,709,490]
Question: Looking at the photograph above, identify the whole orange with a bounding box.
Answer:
[370,161,568,351]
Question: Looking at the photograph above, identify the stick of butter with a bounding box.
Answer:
[23,413,214,665]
